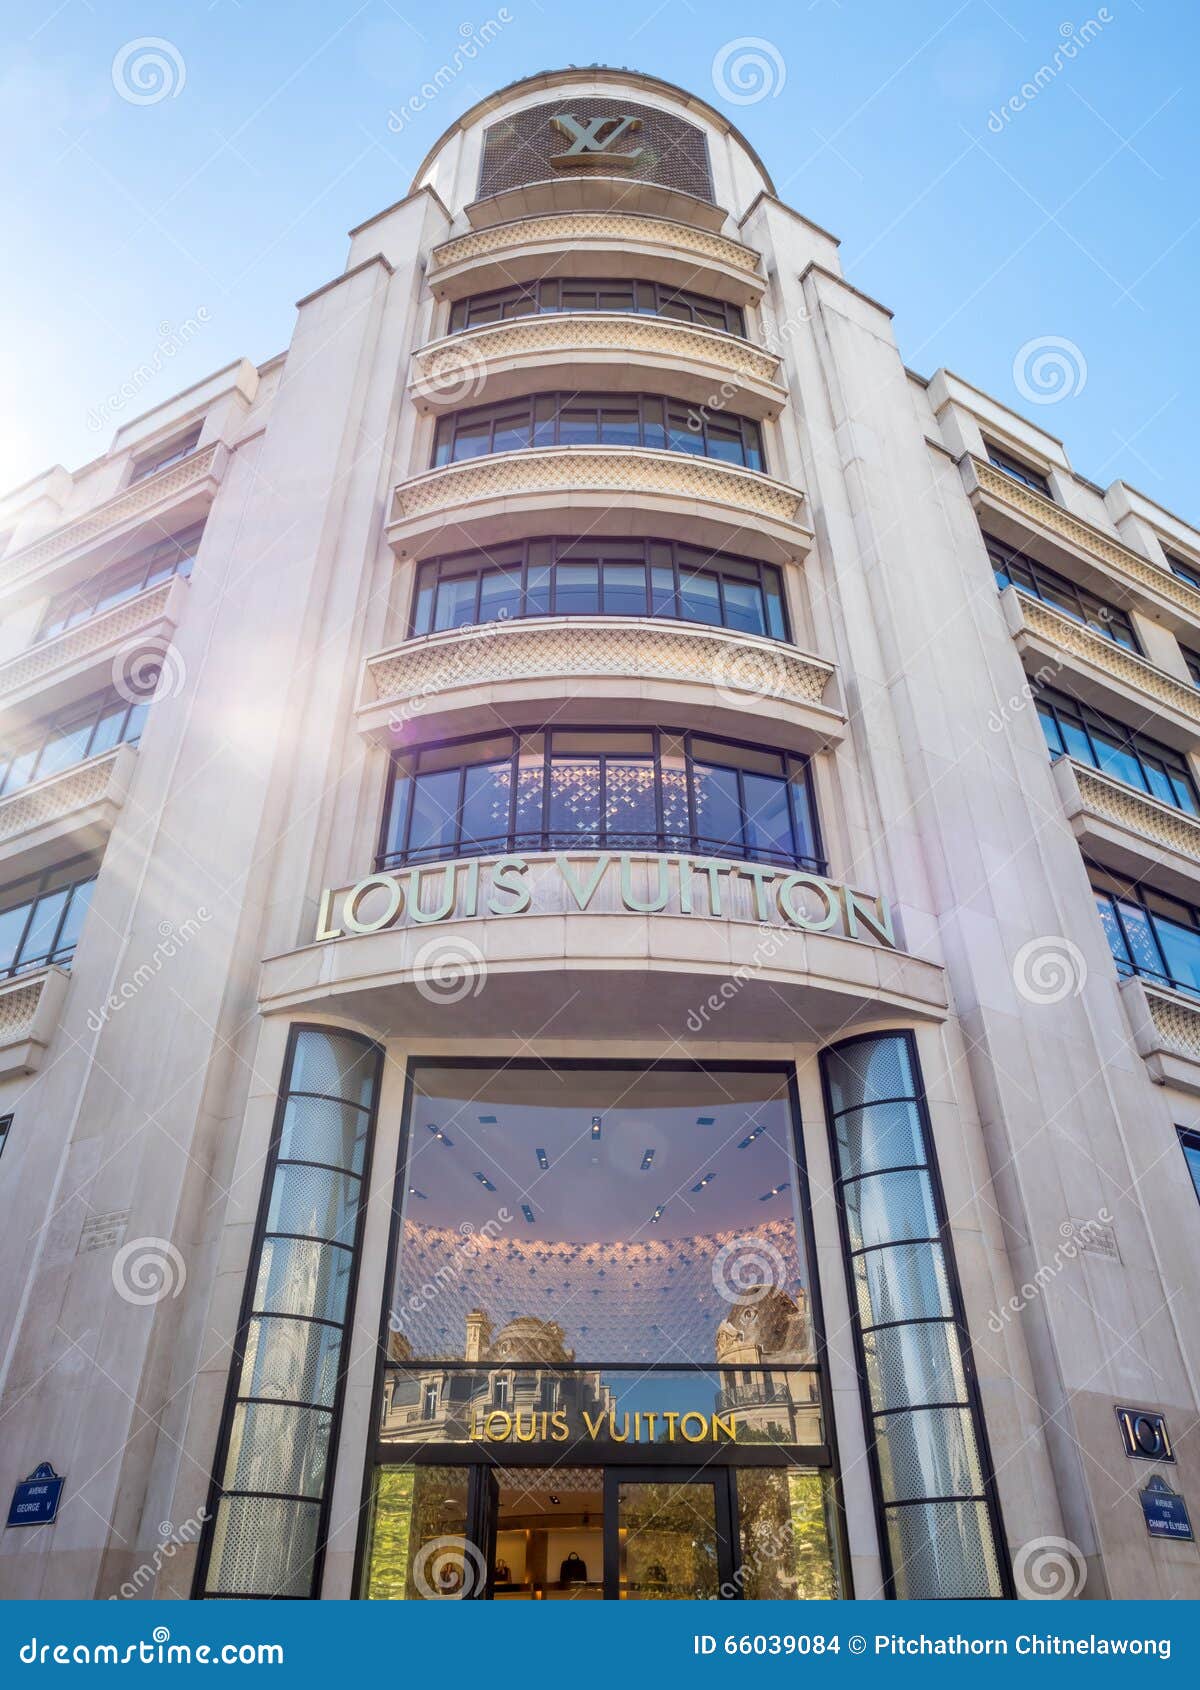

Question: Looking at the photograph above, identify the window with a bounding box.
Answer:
[1183,647,1200,690]
[1167,553,1200,592]
[1034,686,1199,813]
[432,393,765,473]
[378,727,822,873]
[985,443,1052,498]
[422,1382,440,1420]
[129,424,202,484]
[0,687,151,799]
[448,279,746,337]
[1179,1128,1200,1206]
[0,1114,10,1162]
[410,537,789,642]
[0,857,99,979]
[1091,864,1200,999]
[987,536,1140,651]
[36,524,202,644]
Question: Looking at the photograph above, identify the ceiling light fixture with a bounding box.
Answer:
[640,1148,655,1171]
[474,1172,497,1192]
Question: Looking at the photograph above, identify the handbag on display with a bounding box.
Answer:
[494,1559,511,1584]
[559,1550,587,1583]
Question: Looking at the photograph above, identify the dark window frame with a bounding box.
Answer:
[0,854,99,980]
[36,523,202,644]
[1178,1127,1200,1207]
[1090,862,1200,999]
[985,443,1053,499]
[408,536,790,643]
[1182,647,1200,690]
[0,1113,11,1163]
[432,392,766,474]
[0,685,150,800]
[987,536,1141,652]
[448,278,746,337]
[376,725,825,876]
[1166,553,1200,592]
[1034,685,1199,814]
[129,424,203,484]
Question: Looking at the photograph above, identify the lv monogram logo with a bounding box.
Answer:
[549,113,646,168]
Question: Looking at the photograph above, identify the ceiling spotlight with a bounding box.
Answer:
[737,1126,765,1149]
[535,1148,550,1170]
[479,1115,497,1124]
[696,1116,715,1126]
[759,1182,788,1202]
[426,1124,453,1146]
[650,1203,667,1224]
[521,1204,535,1224]
[474,1172,497,1192]
[690,1172,717,1192]
[408,1187,427,1200]
[640,1148,655,1171]
[590,1116,602,1140]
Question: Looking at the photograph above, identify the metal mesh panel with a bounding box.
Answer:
[854,1240,953,1328]
[253,1235,353,1325]
[833,1102,925,1180]
[863,1319,966,1413]
[825,1037,915,1115]
[843,1168,938,1253]
[875,1405,986,1503]
[277,1095,368,1173]
[477,98,714,203]
[239,1315,343,1408]
[266,1162,361,1246]
[205,1494,322,1597]
[223,1402,332,1498]
[885,1499,1005,1600]
[289,1028,377,1107]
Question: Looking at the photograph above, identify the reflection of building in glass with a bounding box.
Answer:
[715,1288,821,1445]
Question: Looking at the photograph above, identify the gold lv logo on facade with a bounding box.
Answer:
[549,113,645,168]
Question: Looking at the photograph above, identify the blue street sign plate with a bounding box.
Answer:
[7,1464,64,1528]
[1140,1474,1194,1541]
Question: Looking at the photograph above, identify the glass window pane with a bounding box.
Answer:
[460,761,511,851]
[489,411,530,454]
[618,1481,718,1599]
[17,888,69,968]
[478,569,522,625]
[650,564,676,617]
[240,1315,343,1408]
[598,407,639,447]
[223,1402,331,1499]
[678,569,722,625]
[408,769,461,859]
[433,575,478,632]
[205,1495,321,1598]
[266,1162,361,1246]
[277,1096,369,1172]
[51,879,94,962]
[0,900,32,974]
[843,1168,939,1253]
[287,1029,378,1106]
[864,1319,967,1412]
[605,757,656,845]
[722,578,765,635]
[549,755,602,844]
[558,406,598,446]
[736,1469,841,1599]
[854,1241,954,1327]
[554,563,599,615]
[1154,914,1200,994]
[254,1236,353,1325]
[742,771,793,862]
[602,563,647,617]
[691,762,742,852]
[825,1038,916,1114]
[364,1466,472,1600]
[833,1101,926,1179]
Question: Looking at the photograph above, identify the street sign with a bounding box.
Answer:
[1140,1474,1194,1541]
[7,1464,65,1528]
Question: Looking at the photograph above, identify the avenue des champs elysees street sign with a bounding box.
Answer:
[312,851,897,950]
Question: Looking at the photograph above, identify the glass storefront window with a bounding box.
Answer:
[735,1469,841,1599]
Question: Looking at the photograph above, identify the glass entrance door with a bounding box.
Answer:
[604,1468,734,1599]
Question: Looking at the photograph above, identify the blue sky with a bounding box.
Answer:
[2,0,1196,519]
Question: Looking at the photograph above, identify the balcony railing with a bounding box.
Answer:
[1061,758,1200,861]
[0,576,183,705]
[409,314,784,417]
[0,965,69,1076]
[1,443,223,585]
[430,211,763,288]
[971,454,1200,625]
[0,743,134,858]
[1003,586,1200,734]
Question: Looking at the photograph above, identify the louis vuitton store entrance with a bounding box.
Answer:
[358,1061,844,1600]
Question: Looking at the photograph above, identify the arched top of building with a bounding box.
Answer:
[406,64,778,200]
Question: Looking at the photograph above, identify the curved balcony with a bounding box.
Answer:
[463,178,731,236]
[0,743,136,879]
[1121,973,1200,1095]
[357,616,843,751]
[1002,585,1200,749]
[1052,756,1200,900]
[259,853,946,1040]
[0,965,69,1077]
[430,211,764,307]
[409,314,786,421]
[388,446,809,566]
